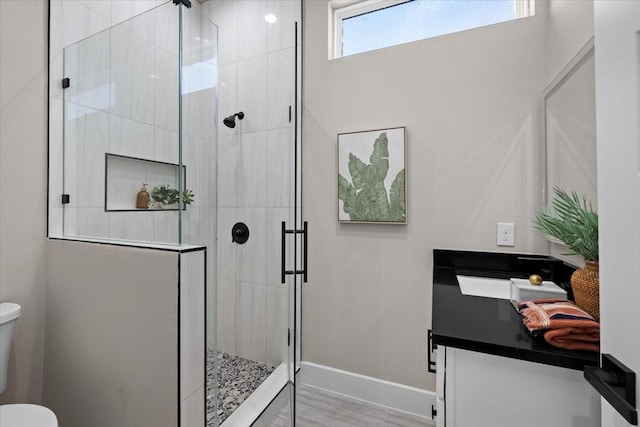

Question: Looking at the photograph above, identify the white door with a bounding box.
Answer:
[594,1,640,425]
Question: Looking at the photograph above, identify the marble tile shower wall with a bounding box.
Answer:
[49,0,217,246]
[202,0,300,367]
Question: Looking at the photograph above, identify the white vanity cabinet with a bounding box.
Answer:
[434,346,600,427]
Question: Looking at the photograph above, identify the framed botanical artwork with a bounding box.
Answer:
[338,127,406,224]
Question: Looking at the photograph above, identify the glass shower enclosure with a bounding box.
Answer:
[51,0,301,425]
[61,1,216,246]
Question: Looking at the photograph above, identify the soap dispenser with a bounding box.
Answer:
[136,183,150,209]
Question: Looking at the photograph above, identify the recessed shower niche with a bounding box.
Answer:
[105,153,188,211]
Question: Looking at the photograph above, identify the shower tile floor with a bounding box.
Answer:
[207,350,275,426]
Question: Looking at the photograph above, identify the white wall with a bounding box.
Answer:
[302,1,548,390]
[544,0,595,266]
[546,0,594,82]
[0,0,48,405]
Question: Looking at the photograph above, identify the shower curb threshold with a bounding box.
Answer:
[221,363,288,426]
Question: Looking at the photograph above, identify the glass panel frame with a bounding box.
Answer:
[61,1,184,245]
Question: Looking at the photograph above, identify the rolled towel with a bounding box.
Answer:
[543,327,600,352]
[516,298,600,352]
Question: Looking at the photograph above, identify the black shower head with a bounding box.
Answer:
[223,111,244,128]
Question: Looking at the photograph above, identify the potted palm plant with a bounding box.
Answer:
[534,187,599,320]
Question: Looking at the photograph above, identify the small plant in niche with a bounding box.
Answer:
[150,185,194,208]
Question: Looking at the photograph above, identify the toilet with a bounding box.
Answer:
[0,303,58,426]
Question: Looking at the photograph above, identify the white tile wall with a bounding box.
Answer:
[181,386,205,427]
[64,28,111,111]
[265,285,288,366]
[217,278,238,354]
[267,128,294,208]
[154,47,179,132]
[207,137,218,207]
[62,205,78,236]
[50,52,65,101]
[266,0,300,53]
[203,0,237,66]
[50,207,64,237]
[217,135,238,207]
[183,13,199,66]
[154,2,180,58]
[110,25,156,125]
[63,103,109,208]
[154,127,179,164]
[198,138,214,208]
[183,207,212,246]
[236,207,268,285]
[267,48,294,130]
[152,210,180,244]
[180,250,206,402]
[237,281,267,362]
[50,0,111,57]
[236,0,268,61]
[217,207,238,280]
[237,131,268,207]
[109,211,156,242]
[75,207,109,238]
[111,0,165,27]
[118,3,156,42]
[196,14,219,66]
[236,55,268,134]
[185,138,202,208]
[78,0,112,21]
[109,115,155,158]
[49,97,64,209]
[218,63,238,137]
[183,85,215,140]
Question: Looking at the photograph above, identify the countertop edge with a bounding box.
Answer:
[432,333,597,371]
[431,249,599,372]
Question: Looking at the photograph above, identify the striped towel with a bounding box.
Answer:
[516,298,600,352]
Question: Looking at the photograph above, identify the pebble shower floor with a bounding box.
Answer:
[207,350,275,425]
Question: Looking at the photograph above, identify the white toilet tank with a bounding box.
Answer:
[0,303,21,394]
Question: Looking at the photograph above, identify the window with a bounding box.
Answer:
[330,0,534,59]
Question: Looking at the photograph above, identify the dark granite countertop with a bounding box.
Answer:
[432,249,599,371]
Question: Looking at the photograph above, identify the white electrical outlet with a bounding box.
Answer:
[497,222,515,246]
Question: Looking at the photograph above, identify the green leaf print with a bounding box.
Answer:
[338,132,405,222]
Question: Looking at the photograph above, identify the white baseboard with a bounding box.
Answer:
[300,361,435,420]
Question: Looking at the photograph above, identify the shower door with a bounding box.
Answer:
[211,0,302,425]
